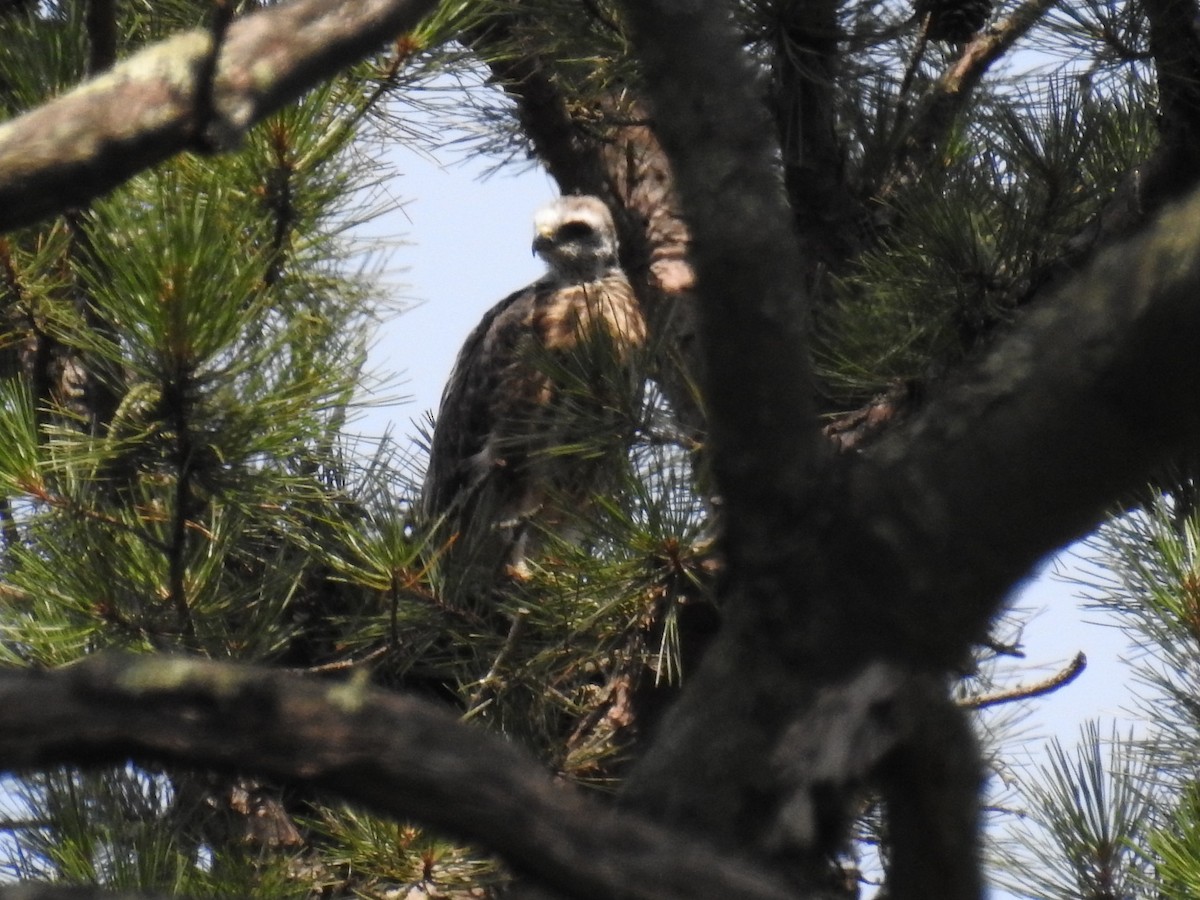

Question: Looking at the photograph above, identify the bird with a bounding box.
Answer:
[421,195,647,605]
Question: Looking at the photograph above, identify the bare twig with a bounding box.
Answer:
[298,644,390,675]
[466,607,528,715]
[962,652,1087,710]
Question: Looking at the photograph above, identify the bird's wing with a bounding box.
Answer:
[421,277,550,522]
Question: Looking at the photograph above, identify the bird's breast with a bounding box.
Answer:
[532,276,646,352]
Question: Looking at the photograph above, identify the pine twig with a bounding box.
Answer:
[961,652,1087,710]
[466,608,528,716]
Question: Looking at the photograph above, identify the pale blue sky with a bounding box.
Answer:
[356,151,557,438]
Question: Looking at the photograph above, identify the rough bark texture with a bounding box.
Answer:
[0,655,794,900]
[772,0,860,277]
[602,3,1200,899]
[0,0,441,231]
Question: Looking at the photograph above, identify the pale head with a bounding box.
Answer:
[532,195,620,283]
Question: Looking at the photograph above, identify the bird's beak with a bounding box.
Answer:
[532,230,554,256]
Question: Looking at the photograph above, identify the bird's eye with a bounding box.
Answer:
[556,221,595,241]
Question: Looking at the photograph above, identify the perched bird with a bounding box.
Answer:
[422,195,647,604]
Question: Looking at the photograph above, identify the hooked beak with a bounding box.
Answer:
[532,231,554,256]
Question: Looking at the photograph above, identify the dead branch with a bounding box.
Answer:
[962,652,1087,710]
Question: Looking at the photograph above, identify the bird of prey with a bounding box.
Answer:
[421,195,647,604]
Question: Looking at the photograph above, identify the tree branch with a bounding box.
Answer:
[608,4,845,891]
[1143,0,1200,132]
[772,663,981,900]
[0,654,795,900]
[861,183,1200,666]
[771,0,861,274]
[616,0,823,529]
[604,5,1200,892]
[0,0,441,232]
[462,11,608,198]
[884,0,1056,196]
[963,652,1087,710]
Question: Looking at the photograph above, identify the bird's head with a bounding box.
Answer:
[532,196,620,283]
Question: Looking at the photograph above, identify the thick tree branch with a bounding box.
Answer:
[861,185,1200,665]
[600,8,1200,898]
[0,654,795,900]
[463,12,609,198]
[0,0,440,232]
[772,0,860,274]
[772,664,981,898]
[608,3,851,893]
[617,0,822,529]
[613,183,1200,891]
[1144,0,1200,131]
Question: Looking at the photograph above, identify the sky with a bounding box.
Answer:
[358,132,1139,899]
[354,152,557,442]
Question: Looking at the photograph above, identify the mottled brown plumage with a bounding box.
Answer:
[422,196,646,602]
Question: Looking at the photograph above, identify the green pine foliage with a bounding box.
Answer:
[0,4,705,896]
[992,492,1200,897]
[0,3,425,894]
[996,722,1156,899]
[818,76,1156,402]
[1150,783,1200,896]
